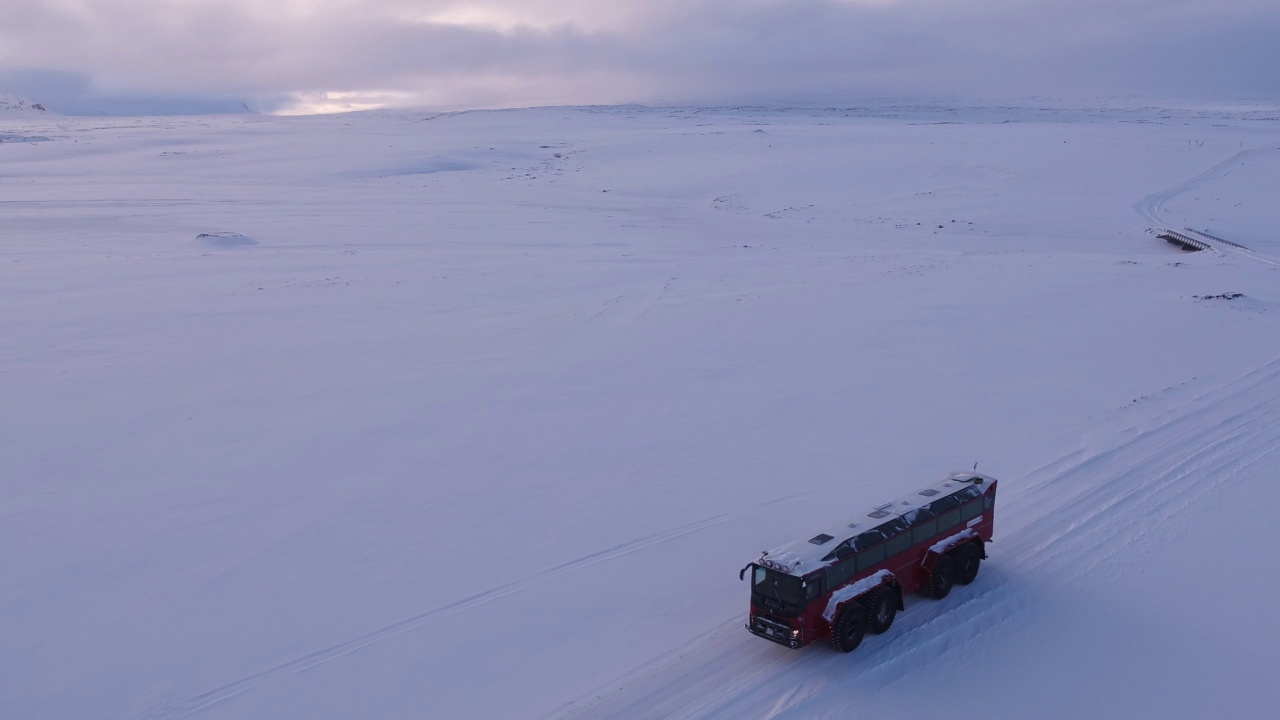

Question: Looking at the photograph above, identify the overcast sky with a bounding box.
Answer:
[1,0,1276,114]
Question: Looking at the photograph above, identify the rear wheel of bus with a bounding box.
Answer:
[866,587,898,634]
[955,542,982,585]
[926,555,956,599]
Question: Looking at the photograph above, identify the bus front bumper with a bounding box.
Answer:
[747,616,802,648]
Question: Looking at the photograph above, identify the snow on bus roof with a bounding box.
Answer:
[755,473,995,576]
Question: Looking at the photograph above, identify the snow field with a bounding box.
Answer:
[1,102,1279,719]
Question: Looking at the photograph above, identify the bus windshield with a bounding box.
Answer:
[752,566,805,612]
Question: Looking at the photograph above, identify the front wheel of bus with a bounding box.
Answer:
[867,588,898,634]
[927,555,956,599]
[828,603,867,653]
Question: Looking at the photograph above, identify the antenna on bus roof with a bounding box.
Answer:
[973,461,979,472]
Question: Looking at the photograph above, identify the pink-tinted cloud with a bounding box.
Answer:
[1,1,1276,113]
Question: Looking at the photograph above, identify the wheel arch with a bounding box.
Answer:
[885,578,905,610]
[822,572,899,627]
[921,529,982,572]
[969,537,987,559]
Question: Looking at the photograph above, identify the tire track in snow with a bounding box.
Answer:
[138,484,855,719]
[1133,147,1279,265]
[1132,148,1268,227]
[849,375,1280,708]
[549,357,1280,720]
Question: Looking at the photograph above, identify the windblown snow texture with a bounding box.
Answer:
[2,100,1279,720]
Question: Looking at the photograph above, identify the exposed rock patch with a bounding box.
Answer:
[197,232,257,248]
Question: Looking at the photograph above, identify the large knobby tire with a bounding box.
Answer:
[954,542,982,585]
[866,587,899,635]
[828,602,867,653]
[926,554,956,600]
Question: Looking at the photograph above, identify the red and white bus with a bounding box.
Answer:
[740,473,997,652]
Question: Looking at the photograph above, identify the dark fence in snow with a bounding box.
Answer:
[1157,229,1211,252]
[1184,228,1252,251]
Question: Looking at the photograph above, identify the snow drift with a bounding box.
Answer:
[1,100,1279,720]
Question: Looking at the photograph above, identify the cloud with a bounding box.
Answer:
[0,1,1276,114]
[0,69,253,115]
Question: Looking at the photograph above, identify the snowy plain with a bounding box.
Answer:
[2,100,1279,720]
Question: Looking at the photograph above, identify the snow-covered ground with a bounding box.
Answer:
[2,102,1279,720]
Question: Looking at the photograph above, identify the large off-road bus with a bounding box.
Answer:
[740,473,997,652]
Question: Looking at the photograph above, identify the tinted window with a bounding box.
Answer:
[937,509,962,531]
[857,544,886,571]
[823,541,853,562]
[874,517,910,536]
[902,506,936,525]
[827,559,856,589]
[961,499,984,522]
[851,530,886,551]
[927,495,961,514]
[753,567,804,609]
[954,486,982,501]
[804,576,823,600]
[885,532,912,557]
[911,519,938,544]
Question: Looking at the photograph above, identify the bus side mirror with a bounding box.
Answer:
[739,564,751,581]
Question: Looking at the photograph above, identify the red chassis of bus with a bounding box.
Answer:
[743,475,997,652]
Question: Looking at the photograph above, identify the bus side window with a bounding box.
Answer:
[827,560,853,589]
[856,544,885,571]
[853,530,884,551]
[937,508,962,531]
[875,517,910,536]
[805,578,822,600]
[885,532,912,558]
[961,499,983,522]
[911,519,938,545]
[927,495,960,514]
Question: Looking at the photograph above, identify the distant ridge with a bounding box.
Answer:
[0,94,54,115]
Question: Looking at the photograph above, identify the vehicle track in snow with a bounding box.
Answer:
[137,484,857,719]
[547,357,1280,720]
[1132,149,1266,227]
[1133,147,1278,264]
